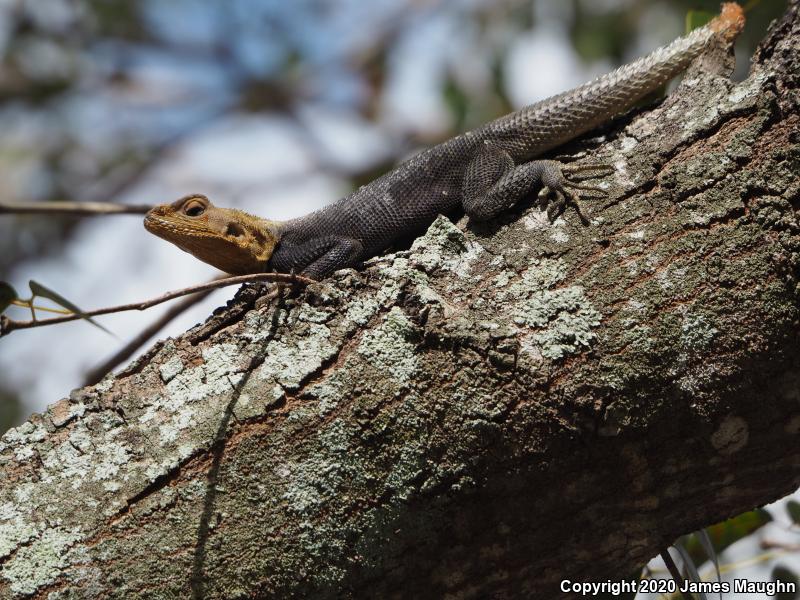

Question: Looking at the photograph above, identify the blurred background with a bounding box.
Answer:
[0,0,794,596]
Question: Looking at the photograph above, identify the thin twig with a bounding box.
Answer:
[84,287,217,385]
[0,273,314,336]
[0,201,152,216]
[660,550,694,600]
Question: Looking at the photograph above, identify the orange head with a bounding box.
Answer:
[144,195,281,274]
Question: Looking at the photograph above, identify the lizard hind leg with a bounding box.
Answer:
[462,150,612,224]
[462,142,516,215]
[462,143,548,222]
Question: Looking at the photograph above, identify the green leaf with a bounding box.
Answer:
[681,509,772,567]
[786,500,800,525]
[0,282,17,314]
[28,280,113,336]
[685,10,715,34]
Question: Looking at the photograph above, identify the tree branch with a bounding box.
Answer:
[0,273,314,336]
[0,200,152,215]
[0,3,798,599]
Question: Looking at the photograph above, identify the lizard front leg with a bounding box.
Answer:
[271,235,364,280]
[462,142,608,225]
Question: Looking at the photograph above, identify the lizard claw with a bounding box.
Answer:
[561,163,615,181]
[563,181,607,196]
[539,187,590,225]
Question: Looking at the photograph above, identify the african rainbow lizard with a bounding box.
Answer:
[144,3,744,281]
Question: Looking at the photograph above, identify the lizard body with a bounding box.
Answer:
[145,3,744,280]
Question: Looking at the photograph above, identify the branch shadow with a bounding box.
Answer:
[190,292,286,598]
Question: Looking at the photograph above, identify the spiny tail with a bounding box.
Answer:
[492,2,745,158]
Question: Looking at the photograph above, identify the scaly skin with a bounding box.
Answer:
[144,3,744,280]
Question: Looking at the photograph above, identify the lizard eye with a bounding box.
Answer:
[183,200,206,217]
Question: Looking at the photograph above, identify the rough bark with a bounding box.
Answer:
[1,4,799,599]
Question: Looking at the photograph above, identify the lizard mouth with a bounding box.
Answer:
[143,213,193,240]
[143,213,166,234]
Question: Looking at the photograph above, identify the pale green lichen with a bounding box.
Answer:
[281,420,353,517]
[680,312,719,351]
[357,307,419,384]
[256,323,336,390]
[0,422,48,449]
[165,343,241,402]
[373,256,429,305]
[507,259,601,360]
[344,296,380,327]
[409,216,483,277]
[656,264,686,292]
[508,258,565,294]
[0,513,37,559]
[307,371,349,417]
[384,443,428,502]
[159,356,184,383]
[42,437,94,490]
[93,376,115,394]
[550,227,570,244]
[1,527,83,595]
[521,210,556,231]
[725,70,769,106]
[296,305,333,324]
[91,441,131,481]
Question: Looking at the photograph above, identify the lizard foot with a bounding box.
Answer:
[255,278,294,310]
[537,161,613,225]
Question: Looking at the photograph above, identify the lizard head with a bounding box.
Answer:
[144,194,282,275]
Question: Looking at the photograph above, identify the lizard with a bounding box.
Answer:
[144,3,744,281]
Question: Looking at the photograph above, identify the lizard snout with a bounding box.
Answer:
[146,204,169,218]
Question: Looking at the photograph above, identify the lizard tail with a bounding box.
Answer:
[712,3,746,44]
[484,2,745,160]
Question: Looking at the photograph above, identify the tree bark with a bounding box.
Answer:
[1,4,799,598]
